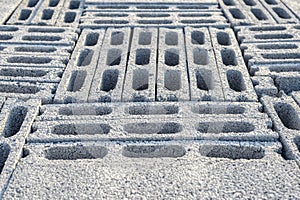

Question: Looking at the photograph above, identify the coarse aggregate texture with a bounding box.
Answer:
[0,0,300,198]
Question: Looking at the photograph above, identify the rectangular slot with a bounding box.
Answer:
[106,49,122,66]
[15,46,57,53]
[193,48,209,65]
[100,69,119,92]
[0,35,13,40]
[165,49,179,66]
[164,70,181,91]
[0,84,40,94]
[135,49,150,65]
[251,8,268,20]
[221,49,237,66]
[223,0,235,5]
[111,31,124,45]
[7,56,51,64]
[85,32,99,46]
[132,69,149,91]
[52,123,110,135]
[122,145,185,158]
[217,32,231,46]
[197,121,255,133]
[0,143,10,173]
[229,8,246,19]
[58,106,112,116]
[27,0,39,7]
[64,12,76,23]
[22,35,62,41]
[191,31,205,45]
[165,32,178,45]
[254,33,293,39]
[191,104,245,114]
[227,70,246,92]
[243,0,256,6]
[196,69,214,91]
[137,20,172,24]
[77,49,94,67]
[19,9,32,20]
[4,106,28,138]
[123,122,182,134]
[274,103,300,130]
[67,70,86,92]
[42,9,54,20]
[28,27,64,33]
[273,7,291,19]
[49,0,59,7]
[0,68,47,77]
[138,32,152,45]
[69,0,80,9]
[127,105,179,115]
[94,20,129,24]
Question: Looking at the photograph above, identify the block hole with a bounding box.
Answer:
[165,49,179,66]
[274,102,300,130]
[22,35,62,41]
[254,33,293,39]
[49,0,59,7]
[0,143,10,173]
[136,5,169,9]
[95,13,128,17]
[96,5,129,9]
[217,32,231,46]
[69,1,80,9]
[128,105,179,115]
[0,35,13,40]
[22,148,30,158]
[0,27,18,32]
[132,69,149,91]
[85,32,99,46]
[106,49,122,66]
[243,0,256,6]
[262,53,300,59]
[165,32,178,45]
[15,46,57,53]
[28,27,64,33]
[227,70,246,92]
[251,8,268,20]
[138,32,152,45]
[249,26,286,31]
[7,56,52,64]
[42,9,54,20]
[273,7,291,19]
[164,70,181,91]
[0,84,40,94]
[52,123,110,135]
[45,145,108,160]
[0,68,47,77]
[193,48,209,65]
[94,20,129,24]
[59,106,112,116]
[19,9,32,20]
[257,44,297,50]
[77,48,94,67]
[223,0,235,5]
[4,106,28,138]
[196,69,214,91]
[64,12,76,23]
[197,121,255,133]
[124,122,182,134]
[122,145,186,158]
[191,31,205,44]
[27,0,39,7]
[67,70,86,92]
[265,0,277,5]
[135,48,150,65]
[192,104,245,114]
[137,20,172,24]
[221,49,237,66]
[229,8,246,19]
[199,144,264,159]
[100,69,119,92]
[137,13,170,18]
[111,31,124,45]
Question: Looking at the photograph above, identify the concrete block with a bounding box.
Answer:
[55,29,105,103]
[209,28,257,102]
[4,140,300,198]
[0,98,40,198]
[259,0,298,24]
[88,27,131,103]
[185,27,224,101]
[122,28,158,102]
[0,0,23,24]
[156,28,189,101]
[56,0,84,27]
[262,94,300,166]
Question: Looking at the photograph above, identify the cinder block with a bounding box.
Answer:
[156,28,189,101]
[0,81,56,104]
[55,29,106,103]
[259,0,298,24]
[262,94,300,166]
[122,28,158,102]
[0,98,40,198]
[80,2,229,28]
[56,0,84,27]
[88,27,131,103]
[5,140,300,199]
[209,28,257,102]
[0,0,23,24]
[185,27,224,101]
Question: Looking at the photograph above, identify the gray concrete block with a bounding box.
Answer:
[0,98,40,198]
[262,94,300,166]
[55,29,106,103]
[80,2,229,28]
[209,28,257,102]
[56,0,84,27]
[88,27,131,103]
[4,140,300,199]
[122,28,158,102]
[259,0,299,24]
[156,28,189,101]
[0,0,23,24]
[0,81,56,104]
[0,25,78,46]
[185,27,224,101]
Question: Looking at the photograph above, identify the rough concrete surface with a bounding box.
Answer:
[0,0,299,199]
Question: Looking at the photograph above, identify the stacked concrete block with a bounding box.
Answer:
[29,101,278,143]
[0,98,40,198]
[262,94,300,166]
[55,29,105,103]
[4,140,300,198]
[7,0,84,27]
[88,28,131,103]
[80,2,229,28]
[122,28,158,102]
[156,28,189,101]
[185,27,224,101]
[209,28,257,101]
